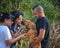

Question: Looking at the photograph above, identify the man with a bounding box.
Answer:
[32,5,50,48]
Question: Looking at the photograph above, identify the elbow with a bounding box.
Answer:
[41,36,44,41]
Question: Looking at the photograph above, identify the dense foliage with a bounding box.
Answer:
[0,0,60,22]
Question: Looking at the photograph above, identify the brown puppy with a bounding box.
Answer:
[23,20,41,48]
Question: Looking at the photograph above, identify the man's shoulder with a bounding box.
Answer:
[40,17,49,24]
[41,17,48,21]
[37,17,47,23]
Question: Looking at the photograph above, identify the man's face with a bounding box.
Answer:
[33,9,43,18]
[33,9,39,18]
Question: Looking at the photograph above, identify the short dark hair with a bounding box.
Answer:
[0,12,3,19]
[0,12,14,22]
[33,4,44,11]
[33,4,40,10]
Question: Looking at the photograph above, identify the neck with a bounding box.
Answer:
[0,22,7,26]
[40,14,45,18]
[14,24,18,28]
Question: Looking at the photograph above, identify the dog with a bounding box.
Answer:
[23,20,41,48]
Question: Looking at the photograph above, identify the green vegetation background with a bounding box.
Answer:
[0,0,60,48]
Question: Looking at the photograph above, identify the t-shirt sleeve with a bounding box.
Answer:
[3,27,12,40]
[38,19,46,30]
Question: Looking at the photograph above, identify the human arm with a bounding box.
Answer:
[32,19,46,46]
[4,27,25,46]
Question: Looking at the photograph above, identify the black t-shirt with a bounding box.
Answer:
[36,17,50,48]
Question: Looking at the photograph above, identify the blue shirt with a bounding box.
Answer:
[36,17,50,48]
[9,24,23,48]
[9,24,23,34]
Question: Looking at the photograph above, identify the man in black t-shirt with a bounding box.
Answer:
[32,5,50,48]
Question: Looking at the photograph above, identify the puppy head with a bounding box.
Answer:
[23,19,36,30]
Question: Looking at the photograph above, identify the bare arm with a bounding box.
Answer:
[32,28,45,46]
[37,28,45,41]
[10,30,21,38]
[5,33,25,46]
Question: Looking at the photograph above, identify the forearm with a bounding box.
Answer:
[13,33,21,38]
[11,35,22,43]
[6,34,24,46]
[37,29,45,42]
[37,35,44,42]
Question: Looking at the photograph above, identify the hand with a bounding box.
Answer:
[20,33,26,39]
